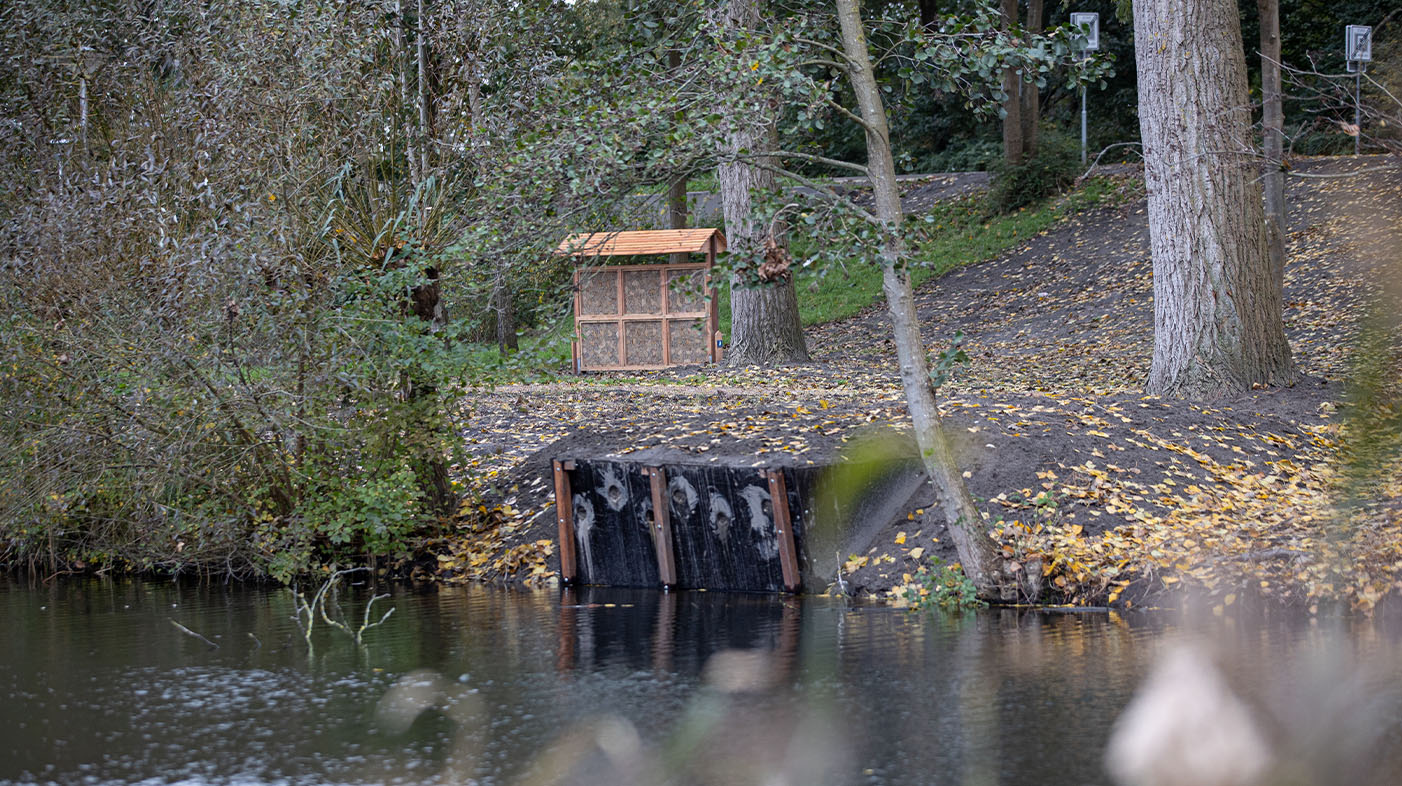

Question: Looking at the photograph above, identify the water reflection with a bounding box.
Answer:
[1,577,1400,786]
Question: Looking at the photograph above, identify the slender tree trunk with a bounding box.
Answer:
[1019,0,1044,158]
[999,0,1023,165]
[667,49,690,266]
[395,0,420,188]
[1258,0,1287,299]
[416,0,431,186]
[835,0,1002,594]
[493,276,517,354]
[667,176,689,264]
[717,0,809,367]
[917,0,939,27]
[77,72,89,160]
[1133,0,1296,398]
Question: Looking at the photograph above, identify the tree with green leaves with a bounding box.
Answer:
[716,0,811,367]
[704,0,1105,592]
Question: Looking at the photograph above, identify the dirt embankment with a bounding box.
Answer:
[442,157,1402,614]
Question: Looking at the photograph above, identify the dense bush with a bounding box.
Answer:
[0,1,517,580]
[985,132,1081,214]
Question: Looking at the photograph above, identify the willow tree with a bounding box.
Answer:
[1134,0,1296,398]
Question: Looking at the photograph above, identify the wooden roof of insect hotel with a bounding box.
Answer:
[555,228,727,258]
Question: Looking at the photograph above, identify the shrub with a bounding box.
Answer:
[986,133,1081,214]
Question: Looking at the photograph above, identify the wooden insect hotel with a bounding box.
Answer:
[555,228,726,372]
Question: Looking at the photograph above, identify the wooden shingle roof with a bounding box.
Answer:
[554,228,726,257]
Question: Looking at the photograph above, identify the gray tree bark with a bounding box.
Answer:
[1258,0,1286,298]
[395,0,420,188]
[717,0,809,367]
[416,0,431,187]
[999,0,1024,165]
[1133,0,1296,398]
[835,0,1003,594]
[493,277,517,355]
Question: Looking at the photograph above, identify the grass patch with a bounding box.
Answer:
[716,176,1121,336]
[480,176,1128,373]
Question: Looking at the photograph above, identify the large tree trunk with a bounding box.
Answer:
[999,0,1024,165]
[1258,0,1287,299]
[717,0,809,367]
[835,0,1003,594]
[1133,0,1296,398]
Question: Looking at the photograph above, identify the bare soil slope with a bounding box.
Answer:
[443,157,1402,613]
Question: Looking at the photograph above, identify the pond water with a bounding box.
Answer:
[2,577,1400,786]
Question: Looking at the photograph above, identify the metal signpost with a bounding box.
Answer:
[1071,12,1100,166]
[1345,25,1372,155]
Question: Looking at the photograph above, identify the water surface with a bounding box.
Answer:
[2,578,1399,785]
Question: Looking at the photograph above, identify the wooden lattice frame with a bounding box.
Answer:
[557,229,726,372]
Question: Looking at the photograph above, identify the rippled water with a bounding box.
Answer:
[2,577,1400,785]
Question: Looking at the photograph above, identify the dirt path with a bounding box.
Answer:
[444,157,1402,613]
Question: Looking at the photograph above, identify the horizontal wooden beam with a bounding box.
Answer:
[556,228,728,257]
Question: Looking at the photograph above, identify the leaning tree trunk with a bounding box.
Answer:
[1133,0,1296,398]
[1258,0,1287,299]
[835,0,1003,594]
[717,0,809,367]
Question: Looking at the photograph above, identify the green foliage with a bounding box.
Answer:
[986,133,1081,214]
[928,331,970,391]
[0,0,530,579]
[902,557,987,610]
[786,177,1120,329]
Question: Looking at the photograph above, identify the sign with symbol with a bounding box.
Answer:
[1070,12,1100,51]
[1346,25,1372,62]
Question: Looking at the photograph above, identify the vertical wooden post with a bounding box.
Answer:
[644,466,677,587]
[553,460,577,583]
[707,237,721,364]
[764,469,801,592]
[659,268,672,366]
[572,267,582,374]
[615,269,626,365]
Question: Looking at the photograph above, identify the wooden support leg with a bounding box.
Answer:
[764,469,801,592]
[553,460,578,583]
[644,466,678,588]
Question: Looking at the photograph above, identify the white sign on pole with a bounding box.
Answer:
[1070,12,1100,51]
[1346,25,1372,62]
